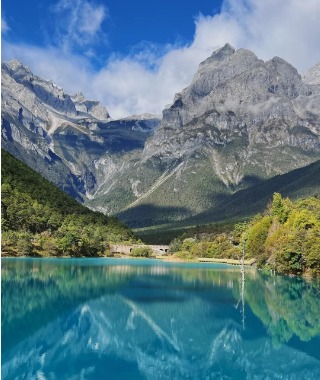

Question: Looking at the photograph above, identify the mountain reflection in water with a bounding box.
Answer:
[2,258,320,380]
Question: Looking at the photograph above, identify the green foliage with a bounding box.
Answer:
[1,150,135,257]
[175,250,197,260]
[2,231,34,256]
[249,195,320,275]
[181,238,196,252]
[233,222,248,245]
[197,234,239,258]
[118,157,320,229]
[16,233,34,256]
[169,238,183,252]
[276,249,305,276]
[167,193,320,276]
[244,274,320,346]
[270,193,291,224]
[129,246,153,257]
[245,216,272,264]
[171,233,240,260]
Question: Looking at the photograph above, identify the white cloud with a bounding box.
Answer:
[2,41,93,91]
[2,0,320,118]
[219,0,320,72]
[1,17,10,34]
[52,0,107,51]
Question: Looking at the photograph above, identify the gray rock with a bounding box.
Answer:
[303,62,320,85]
[2,45,320,226]
[113,44,320,225]
[1,60,160,205]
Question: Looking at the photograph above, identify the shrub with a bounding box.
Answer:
[130,246,153,257]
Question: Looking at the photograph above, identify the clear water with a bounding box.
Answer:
[1,258,320,380]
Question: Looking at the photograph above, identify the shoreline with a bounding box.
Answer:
[1,254,256,266]
[2,256,319,279]
[156,256,256,265]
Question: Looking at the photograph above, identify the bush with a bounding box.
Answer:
[130,246,153,257]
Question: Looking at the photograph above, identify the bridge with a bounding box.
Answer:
[110,244,170,256]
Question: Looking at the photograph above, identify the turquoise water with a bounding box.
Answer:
[2,258,320,380]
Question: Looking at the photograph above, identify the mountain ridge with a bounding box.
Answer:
[2,44,320,227]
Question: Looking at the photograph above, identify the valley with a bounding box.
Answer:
[2,44,320,229]
[1,44,320,276]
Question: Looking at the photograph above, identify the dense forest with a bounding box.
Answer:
[170,193,320,276]
[1,150,135,257]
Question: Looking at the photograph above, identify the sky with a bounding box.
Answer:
[2,0,320,118]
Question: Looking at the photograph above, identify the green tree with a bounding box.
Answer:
[16,232,34,256]
[181,238,196,252]
[270,193,291,224]
[246,216,272,264]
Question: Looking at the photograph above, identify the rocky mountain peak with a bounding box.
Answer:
[266,56,301,80]
[123,113,162,121]
[2,59,31,74]
[2,61,111,121]
[303,62,320,85]
[198,43,235,70]
[262,57,305,98]
[2,46,320,227]
[159,45,313,133]
[141,44,320,208]
[71,92,86,102]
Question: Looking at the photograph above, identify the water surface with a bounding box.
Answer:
[2,258,320,379]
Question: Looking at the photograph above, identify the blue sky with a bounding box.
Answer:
[2,0,223,68]
[2,0,320,118]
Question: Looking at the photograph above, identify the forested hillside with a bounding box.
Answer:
[170,193,320,276]
[1,150,135,256]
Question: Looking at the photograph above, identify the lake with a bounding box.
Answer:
[1,258,320,380]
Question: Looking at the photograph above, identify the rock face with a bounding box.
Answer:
[1,60,160,202]
[94,44,320,225]
[303,63,320,85]
[2,45,320,226]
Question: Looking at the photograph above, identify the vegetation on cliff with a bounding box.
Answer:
[1,150,135,256]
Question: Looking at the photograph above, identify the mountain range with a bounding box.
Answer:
[2,44,320,228]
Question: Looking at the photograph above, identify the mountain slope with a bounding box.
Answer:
[183,159,320,226]
[2,45,320,227]
[1,60,160,204]
[118,159,320,232]
[106,44,320,225]
[1,149,134,256]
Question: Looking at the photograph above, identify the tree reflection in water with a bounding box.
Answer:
[2,258,320,380]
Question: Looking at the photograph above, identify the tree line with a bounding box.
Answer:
[1,150,135,257]
[170,193,320,276]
